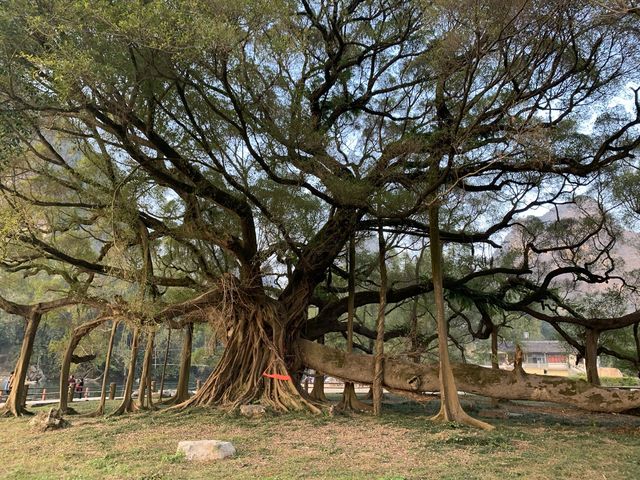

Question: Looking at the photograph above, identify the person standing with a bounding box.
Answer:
[68,375,76,400]
[75,377,84,398]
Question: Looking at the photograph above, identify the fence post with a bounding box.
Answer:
[41,388,47,401]
[109,382,117,400]
[68,384,74,403]
[84,387,89,399]
[151,380,156,392]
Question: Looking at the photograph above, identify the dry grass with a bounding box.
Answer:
[2,397,640,479]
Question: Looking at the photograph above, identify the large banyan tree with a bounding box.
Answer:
[2,0,640,424]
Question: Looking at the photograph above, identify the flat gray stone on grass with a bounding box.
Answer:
[177,440,236,461]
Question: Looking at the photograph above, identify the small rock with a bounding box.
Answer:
[240,404,266,418]
[29,408,70,431]
[177,440,236,461]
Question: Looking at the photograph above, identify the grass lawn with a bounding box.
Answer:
[2,396,640,479]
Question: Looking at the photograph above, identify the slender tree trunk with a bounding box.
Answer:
[409,247,426,363]
[309,336,328,402]
[428,203,493,430]
[409,299,420,363]
[1,311,41,416]
[490,325,499,408]
[338,234,371,411]
[158,327,171,401]
[111,327,140,416]
[373,225,387,416]
[585,328,601,386]
[137,330,156,409]
[174,323,193,404]
[58,316,108,414]
[91,319,119,416]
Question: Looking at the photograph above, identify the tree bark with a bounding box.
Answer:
[178,287,319,413]
[309,336,328,402]
[58,316,109,414]
[137,330,156,409]
[373,225,387,416]
[111,327,140,416]
[585,328,601,386]
[1,312,41,416]
[158,327,171,401]
[174,323,193,403]
[490,325,499,408]
[428,203,493,430]
[298,339,640,414]
[338,234,371,411]
[91,319,119,416]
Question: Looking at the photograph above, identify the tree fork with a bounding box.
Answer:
[58,316,110,414]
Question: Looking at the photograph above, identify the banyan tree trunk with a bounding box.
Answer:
[137,331,156,410]
[111,327,140,416]
[310,336,328,402]
[428,203,493,430]
[91,319,119,416]
[59,317,109,414]
[298,339,640,414]
[373,225,387,416]
[337,235,371,412]
[585,328,601,386]
[174,323,193,403]
[1,312,41,417]
[490,325,500,408]
[158,328,171,401]
[178,293,319,413]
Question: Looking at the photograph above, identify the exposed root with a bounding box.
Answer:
[431,405,495,431]
[309,374,328,403]
[336,382,372,412]
[0,405,32,417]
[176,276,320,413]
